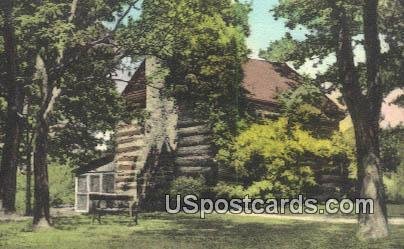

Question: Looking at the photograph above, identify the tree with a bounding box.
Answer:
[277,81,344,137]
[2,0,139,227]
[262,0,403,239]
[120,0,250,148]
[0,0,24,214]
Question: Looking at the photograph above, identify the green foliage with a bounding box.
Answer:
[16,162,74,212]
[216,118,354,198]
[259,32,299,63]
[48,163,75,206]
[262,0,402,93]
[48,48,128,165]
[2,0,136,165]
[169,176,206,197]
[383,127,404,203]
[122,0,250,149]
[340,126,403,179]
[380,127,402,172]
[379,0,404,91]
[277,81,342,137]
[384,166,404,203]
[333,128,357,179]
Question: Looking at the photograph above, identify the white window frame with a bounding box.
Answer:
[74,172,115,212]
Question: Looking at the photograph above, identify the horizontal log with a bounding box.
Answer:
[117,121,139,128]
[116,155,138,162]
[116,129,142,138]
[125,90,146,98]
[116,145,143,154]
[178,134,210,147]
[116,135,144,144]
[177,125,210,137]
[116,164,136,171]
[178,166,212,174]
[125,94,146,102]
[117,123,142,132]
[116,169,139,175]
[177,118,205,128]
[176,155,212,167]
[176,145,211,156]
[116,158,137,163]
[117,140,144,149]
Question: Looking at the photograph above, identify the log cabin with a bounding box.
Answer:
[74,57,345,212]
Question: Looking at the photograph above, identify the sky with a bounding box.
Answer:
[246,0,306,58]
[245,0,339,78]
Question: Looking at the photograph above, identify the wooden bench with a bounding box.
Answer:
[89,193,139,225]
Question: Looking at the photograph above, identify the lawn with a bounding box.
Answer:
[0,213,403,249]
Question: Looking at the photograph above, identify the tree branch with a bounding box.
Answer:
[112,0,141,33]
[363,0,383,120]
[68,0,79,22]
[332,5,368,120]
[43,87,61,120]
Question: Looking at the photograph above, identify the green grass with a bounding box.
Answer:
[0,213,403,249]
[321,203,404,218]
[387,204,404,218]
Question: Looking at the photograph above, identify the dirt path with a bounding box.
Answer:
[236,213,404,225]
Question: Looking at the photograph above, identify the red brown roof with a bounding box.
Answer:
[242,59,301,105]
[123,58,302,106]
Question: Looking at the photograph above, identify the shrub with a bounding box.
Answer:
[384,167,404,203]
[384,127,404,203]
[169,176,206,197]
[215,118,354,199]
[16,162,74,213]
[48,163,75,206]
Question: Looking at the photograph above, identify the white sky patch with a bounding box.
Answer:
[113,57,138,93]
[95,131,114,151]
[294,35,390,78]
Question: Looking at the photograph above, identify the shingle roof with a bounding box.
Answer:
[242,59,301,104]
[74,154,115,175]
[123,58,301,104]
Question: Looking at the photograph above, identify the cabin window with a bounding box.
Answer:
[102,174,115,193]
[75,172,115,212]
[78,176,87,193]
[90,175,101,192]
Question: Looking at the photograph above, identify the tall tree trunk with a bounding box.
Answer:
[0,0,22,214]
[357,0,388,239]
[32,55,61,228]
[355,120,388,239]
[23,100,34,216]
[33,116,51,227]
[30,0,77,224]
[25,160,32,216]
[25,135,33,216]
[333,2,388,239]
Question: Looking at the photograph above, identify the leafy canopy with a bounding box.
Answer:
[1,0,137,164]
[121,0,251,148]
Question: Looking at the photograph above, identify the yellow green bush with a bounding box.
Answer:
[215,118,355,198]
